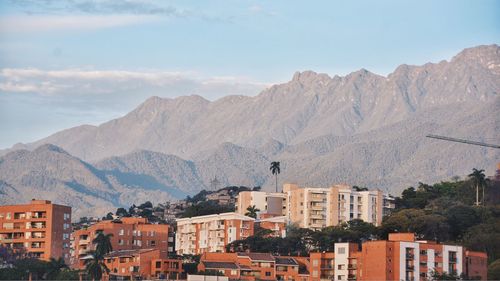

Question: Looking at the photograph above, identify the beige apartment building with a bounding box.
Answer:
[0,200,72,263]
[283,184,385,230]
[175,213,254,255]
[236,191,286,216]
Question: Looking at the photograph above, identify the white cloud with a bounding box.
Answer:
[0,68,271,100]
[0,15,160,33]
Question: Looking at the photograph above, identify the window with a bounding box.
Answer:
[119,229,124,236]
[231,270,237,275]
[118,239,124,245]
[156,261,161,268]
[151,240,156,246]
[420,250,427,255]
[312,270,318,277]
[338,247,345,254]
[265,272,271,277]
[312,260,319,266]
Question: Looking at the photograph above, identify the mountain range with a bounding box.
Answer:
[1,45,499,218]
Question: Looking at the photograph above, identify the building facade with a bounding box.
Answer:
[70,217,172,269]
[283,184,386,230]
[103,249,182,281]
[0,200,71,263]
[198,252,310,281]
[358,233,487,281]
[236,191,286,216]
[175,213,255,255]
[197,233,488,281]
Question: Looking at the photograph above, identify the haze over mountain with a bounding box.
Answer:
[1,45,499,217]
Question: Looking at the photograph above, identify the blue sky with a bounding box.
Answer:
[0,0,499,148]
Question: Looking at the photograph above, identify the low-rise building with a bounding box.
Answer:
[175,213,255,255]
[198,252,309,281]
[0,200,71,263]
[197,233,488,281]
[256,214,287,238]
[70,217,172,269]
[103,249,182,281]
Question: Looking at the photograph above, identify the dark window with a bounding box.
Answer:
[156,261,161,268]
[265,272,271,277]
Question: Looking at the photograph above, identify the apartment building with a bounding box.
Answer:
[283,184,386,230]
[102,249,182,281]
[358,233,487,281]
[199,233,488,281]
[175,213,254,255]
[0,200,71,263]
[256,214,287,238]
[236,191,286,216]
[70,217,172,269]
[198,252,310,281]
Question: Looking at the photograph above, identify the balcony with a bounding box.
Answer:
[79,239,90,245]
[311,204,325,210]
[78,249,89,255]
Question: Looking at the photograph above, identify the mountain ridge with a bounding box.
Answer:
[0,45,499,217]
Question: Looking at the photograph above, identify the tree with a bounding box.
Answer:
[84,251,109,281]
[488,259,500,281]
[468,168,487,206]
[245,205,260,219]
[270,161,281,192]
[92,232,113,258]
[45,257,68,280]
[115,207,128,217]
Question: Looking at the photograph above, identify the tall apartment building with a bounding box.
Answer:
[175,213,254,255]
[283,184,385,230]
[70,217,172,269]
[0,200,72,263]
[236,191,286,216]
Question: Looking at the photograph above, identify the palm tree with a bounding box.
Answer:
[270,161,281,192]
[84,251,109,281]
[92,232,113,257]
[45,257,68,279]
[468,168,487,206]
[245,205,260,219]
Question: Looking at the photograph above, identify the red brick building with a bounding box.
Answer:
[0,200,72,263]
[103,249,182,280]
[70,217,173,269]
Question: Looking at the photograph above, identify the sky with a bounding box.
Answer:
[0,0,499,148]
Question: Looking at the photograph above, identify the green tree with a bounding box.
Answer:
[245,205,260,218]
[468,168,487,206]
[115,207,128,217]
[488,259,500,281]
[84,251,109,281]
[45,257,68,280]
[92,232,113,258]
[270,161,281,192]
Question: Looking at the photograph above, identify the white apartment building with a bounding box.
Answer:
[175,213,254,255]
